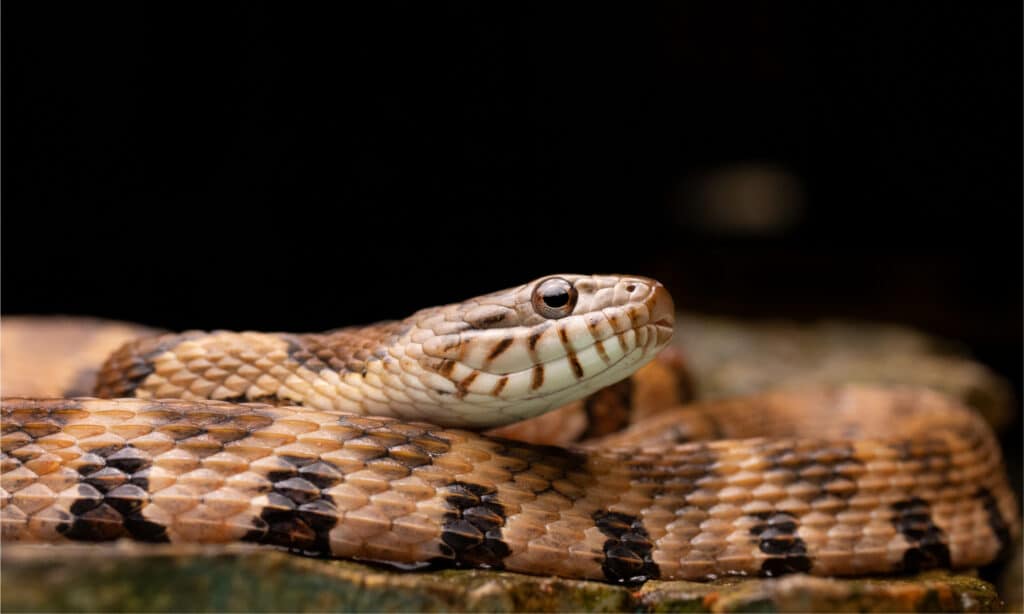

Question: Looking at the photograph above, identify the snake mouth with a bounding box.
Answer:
[644,284,675,343]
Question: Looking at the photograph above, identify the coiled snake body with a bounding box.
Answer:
[1,275,1018,583]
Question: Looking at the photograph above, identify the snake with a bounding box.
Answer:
[1,274,1018,583]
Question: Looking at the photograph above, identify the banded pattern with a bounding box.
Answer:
[1,387,1017,582]
[93,275,674,429]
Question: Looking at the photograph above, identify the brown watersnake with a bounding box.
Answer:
[1,274,1018,583]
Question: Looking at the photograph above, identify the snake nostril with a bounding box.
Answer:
[625,284,636,293]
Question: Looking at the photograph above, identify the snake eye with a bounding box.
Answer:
[531,277,578,319]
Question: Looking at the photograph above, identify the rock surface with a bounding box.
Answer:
[674,313,1015,429]
[1,544,1007,613]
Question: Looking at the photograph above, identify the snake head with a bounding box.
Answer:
[405,274,674,427]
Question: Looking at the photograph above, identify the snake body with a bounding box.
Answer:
[1,274,1018,583]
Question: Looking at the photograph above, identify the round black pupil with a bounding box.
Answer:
[542,287,569,308]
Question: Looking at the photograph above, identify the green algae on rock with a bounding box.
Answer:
[1,544,1005,613]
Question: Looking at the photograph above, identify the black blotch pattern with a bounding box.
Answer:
[72,453,106,477]
[890,497,951,573]
[426,441,589,570]
[68,484,103,515]
[625,442,716,502]
[287,335,351,374]
[218,393,300,407]
[241,415,451,553]
[286,330,412,376]
[592,510,660,583]
[119,361,156,397]
[87,444,125,459]
[105,447,152,473]
[59,445,169,543]
[498,441,589,502]
[750,511,812,576]
[976,488,1012,563]
[243,455,345,555]
[439,481,511,569]
[117,338,179,396]
[764,444,862,500]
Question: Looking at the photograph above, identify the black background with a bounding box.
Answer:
[4,3,1021,452]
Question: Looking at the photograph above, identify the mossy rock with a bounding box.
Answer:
[1,544,1006,612]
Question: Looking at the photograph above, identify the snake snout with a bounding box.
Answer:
[645,283,675,346]
[645,284,674,327]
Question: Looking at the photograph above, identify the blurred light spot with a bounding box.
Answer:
[673,164,804,235]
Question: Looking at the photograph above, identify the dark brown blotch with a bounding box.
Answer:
[456,372,478,398]
[528,330,544,351]
[242,459,340,555]
[122,513,170,543]
[274,477,322,505]
[977,488,1012,562]
[218,393,299,407]
[469,310,509,329]
[750,511,812,576]
[58,503,128,541]
[568,352,584,379]
[103,484,149,515]
[104,446,152,474]
[280,454,317,468]
[558,327,570,345]
[439,481,511,569]
[298,461,345,489]
[411,433,451,456]
[387,444,433,469]
[486,338,514,362]
[592,510,660,583]
[93,334,184,398]
[69,483,104,515]
[117,457,169,543]
[890,497,951,573]
[85,444,125,458]
[438,359,457,378]
[531,365,544,390]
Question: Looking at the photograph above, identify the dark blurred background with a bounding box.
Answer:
[4,4,1020,410]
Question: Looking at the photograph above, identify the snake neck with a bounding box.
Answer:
[93,317,668,429]
[91,275,674,429]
